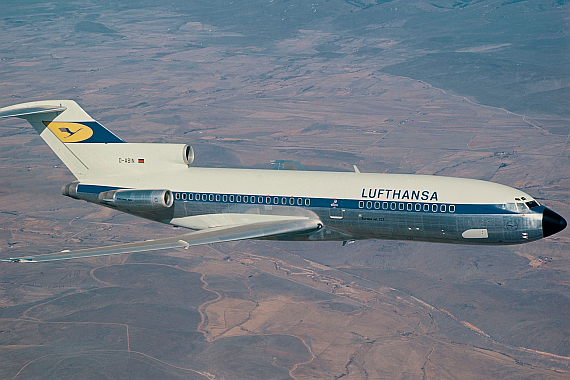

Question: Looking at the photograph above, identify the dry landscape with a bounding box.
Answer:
[0,0,569,378]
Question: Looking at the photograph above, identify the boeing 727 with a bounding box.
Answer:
[0,100,566,262]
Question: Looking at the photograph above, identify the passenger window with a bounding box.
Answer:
[216,194,221,201]
[374,202,380,209]
[407,203,412,211]
[382,202,388,210]
[243,196,248,203]
[399,203,404,211]
[258,196,263,203]
[415,203,421,211]
[289,198,295,205]
[366,201,372,209]
[266,197,271,204]
[236,195,241,202]
[390,202,396,210]
[423,204,429,212]
[175,193,180,200]
[202,194,207,201]
[229,195,234,202]
[359,201,364,208]
[189,193,193,200]
[305,199,310,206]
[274,197,279,204]
[297,198,302,206]
[181,193,187,200]
[223,195,227,202]
[209,194,214,201]
[432,204,437,212]
[449,205,455,213]
[281,197,287,205]
[441,204,446,212]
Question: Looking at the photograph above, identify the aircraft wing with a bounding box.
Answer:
[1,218,322,263]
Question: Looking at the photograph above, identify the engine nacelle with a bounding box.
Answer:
[183,144,194,165]
[99,189,174,211]
[62,182,80,199]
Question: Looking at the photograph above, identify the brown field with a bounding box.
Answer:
[0,0,569,378]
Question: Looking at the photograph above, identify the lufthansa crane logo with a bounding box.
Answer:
[44,121,94,142]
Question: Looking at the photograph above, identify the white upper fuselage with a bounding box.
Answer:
[93,166,533,206]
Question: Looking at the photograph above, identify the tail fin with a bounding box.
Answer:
[1,100,193,182]
[0,100,124,178]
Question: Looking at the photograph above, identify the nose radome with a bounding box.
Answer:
[543,208,567,237]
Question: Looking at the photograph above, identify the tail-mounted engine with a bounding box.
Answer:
[98,189,174,211]
[62,182,174,212]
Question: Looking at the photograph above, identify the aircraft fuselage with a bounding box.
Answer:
[64,167,565,246]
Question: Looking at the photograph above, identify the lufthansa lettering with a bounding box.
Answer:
[361,188,438,201]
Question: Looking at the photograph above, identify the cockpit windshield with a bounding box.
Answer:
[504,201,539,213]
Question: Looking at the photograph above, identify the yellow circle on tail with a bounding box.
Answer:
[44,122,94,143]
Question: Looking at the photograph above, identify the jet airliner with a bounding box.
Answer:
[0,100,566,262]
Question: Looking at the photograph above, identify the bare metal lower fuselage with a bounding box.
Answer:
[171,200,544,245]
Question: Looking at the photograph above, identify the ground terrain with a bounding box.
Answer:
[0,0,569,378]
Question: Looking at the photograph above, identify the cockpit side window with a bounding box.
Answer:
[503,203,517,212]
[516,203,528,212]
[526,200,540,208]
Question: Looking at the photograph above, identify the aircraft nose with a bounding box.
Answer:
[543,208,567,237]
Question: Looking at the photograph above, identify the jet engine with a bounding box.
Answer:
[182,144,194,165]
[99,189,174,211]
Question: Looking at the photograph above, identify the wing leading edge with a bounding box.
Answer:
[2,218,322,263]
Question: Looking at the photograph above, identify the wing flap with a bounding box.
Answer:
[2,218,322,263]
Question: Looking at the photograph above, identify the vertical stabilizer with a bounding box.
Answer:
[0,100,124,179]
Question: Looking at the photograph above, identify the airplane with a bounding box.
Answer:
[0,100,566,263]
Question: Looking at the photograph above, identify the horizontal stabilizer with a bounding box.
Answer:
[2,218,322,263]
[0,105,66,119]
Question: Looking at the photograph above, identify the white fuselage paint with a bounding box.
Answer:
[91,167,530,205]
